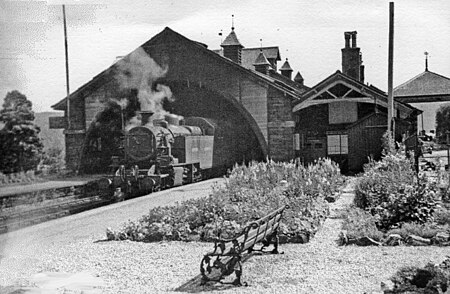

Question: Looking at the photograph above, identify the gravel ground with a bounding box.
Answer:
[0,178,449,294]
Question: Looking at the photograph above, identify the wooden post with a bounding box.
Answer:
[387,2,394,136]
[63,5,71,130]
[447,131,450,171]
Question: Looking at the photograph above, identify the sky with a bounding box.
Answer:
[1,0,449,113]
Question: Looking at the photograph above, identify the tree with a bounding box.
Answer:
[435,103,450,143]
[0,90,43,173]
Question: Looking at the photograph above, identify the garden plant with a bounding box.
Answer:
[341,132,450,246]
[106,158,345,243]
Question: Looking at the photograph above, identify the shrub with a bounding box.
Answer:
[341,206,384,241]
[354,147,438,230]
[38,147,65,175]
[370,179,438,230]
[385,258,450,293]
[434,208,450,226]
[106,158,345,243]
[388,222,447,239]
[0,170,39,186]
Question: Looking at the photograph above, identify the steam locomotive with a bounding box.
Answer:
[101,111,220,200]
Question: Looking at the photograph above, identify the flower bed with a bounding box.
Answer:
[340,133,450,247]
[106,158,345,243]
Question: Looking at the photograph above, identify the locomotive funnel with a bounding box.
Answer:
[139,111,154,125]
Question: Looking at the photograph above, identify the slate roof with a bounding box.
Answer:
[280,59,293,71]
[52,27,306,110]
[394,70,450,98]
[221,29,243,47]
[253,51,270,65]
[294,71,304,83]
[214,46,281,70]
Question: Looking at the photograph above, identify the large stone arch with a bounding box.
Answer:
[78,79,267,173]
[165,79,268,158]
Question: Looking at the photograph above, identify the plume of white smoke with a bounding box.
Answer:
[115,47,174,126]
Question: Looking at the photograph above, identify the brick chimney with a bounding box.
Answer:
[221,27,244,64]
[253,50,270,75]
[341,31,364,82]
[280,58,293,79]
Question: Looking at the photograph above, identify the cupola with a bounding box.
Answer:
[280,58,293,79]
[253,50,270,75]
[220,16,244,64]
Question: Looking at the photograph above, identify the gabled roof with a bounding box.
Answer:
[394,70,450,102]
[221,29,243,47]
[52,27,304,111]
[292,70,421,117]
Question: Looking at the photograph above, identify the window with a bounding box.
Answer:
[327,134,348,155]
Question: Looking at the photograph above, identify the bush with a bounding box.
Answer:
[38,147,65,175]
[0,170,38,186]
[385,258,450,293]
[354,143,438,230]
[388,222,447,240]
[435,208,450,226]
[106,158,345,243]
[341,206,384,241]
[370,180,438,230]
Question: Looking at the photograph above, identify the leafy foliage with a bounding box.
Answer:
[354,135,438,230]
[435,208,450,226]
[388,222,448,240]
[38,147,65,175]
[341,206,384,241]
[386,258,450,293]
[0,170,39,186]
[106,158,345,243]
[0,90,43,173]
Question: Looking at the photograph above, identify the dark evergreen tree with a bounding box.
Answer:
[0,90,43,173]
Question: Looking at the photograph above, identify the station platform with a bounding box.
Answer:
[0,174,108,198]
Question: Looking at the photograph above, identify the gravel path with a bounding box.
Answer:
[0,178,449,294]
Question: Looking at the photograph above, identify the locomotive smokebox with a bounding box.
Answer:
[139,111,154,125]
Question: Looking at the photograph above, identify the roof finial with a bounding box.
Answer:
[260,39,263,50]
[231,14,235,31]
[424,51,429,71]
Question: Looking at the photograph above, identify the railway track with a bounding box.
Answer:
[0,194,110,234]
[0,181,113,234]
[0,176,220,234]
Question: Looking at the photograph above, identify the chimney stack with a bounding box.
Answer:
[139,111,154,125]
[341,31,363,82]
[344,32,351,48]
[352,32,357,47]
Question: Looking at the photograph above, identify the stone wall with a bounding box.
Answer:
[267,85,295,161]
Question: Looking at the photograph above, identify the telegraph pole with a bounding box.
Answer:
[387,2,394,136]
[63,4,71,129]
